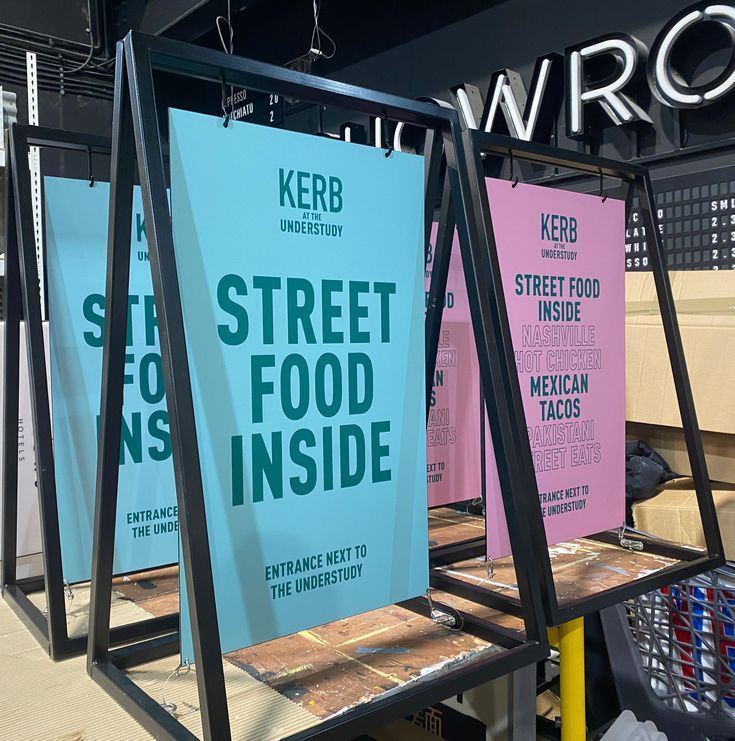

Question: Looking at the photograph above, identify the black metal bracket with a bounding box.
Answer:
[85,32,548,741]
[0,123,178,660]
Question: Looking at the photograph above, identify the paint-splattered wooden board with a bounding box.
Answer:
[428,508,484,549]
[111,568,525,722]
[435,537,681,604]
[223,592,506,720]
[114,565,179,617]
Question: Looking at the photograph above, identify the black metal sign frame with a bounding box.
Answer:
[0,124,179,660]
[85,33,549,741]
[429,128,725,626]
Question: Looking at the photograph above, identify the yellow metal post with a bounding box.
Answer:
[547,625,559,647]
[558,617,586,740]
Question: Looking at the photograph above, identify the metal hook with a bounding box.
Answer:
[161,659,193,716]
[485,556,495,581]
[221,72,230,128]
[425,588,461,629]
[619,524,644,552]
[599,169,607,203]
[87,146,94,188]
[384,147,393,158]
[509,148,519,188]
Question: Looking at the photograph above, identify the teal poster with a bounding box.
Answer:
[169,108,428,659]
[45,178,177,584]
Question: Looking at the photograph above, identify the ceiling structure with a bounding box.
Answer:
[0,0,498,101]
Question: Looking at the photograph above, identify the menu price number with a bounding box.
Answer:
[223,90,284,127]
[622,167,735,271]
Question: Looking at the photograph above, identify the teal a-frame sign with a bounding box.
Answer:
[169,108,429,658]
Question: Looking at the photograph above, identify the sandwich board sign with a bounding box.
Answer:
[425,225,483,508]
[0,322,47,560]
[483,178,625,558]
[45,178,177,583]
[169,109,428,657]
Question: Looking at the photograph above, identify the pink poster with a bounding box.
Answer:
[425,224,483,507]
[483,178,626,559]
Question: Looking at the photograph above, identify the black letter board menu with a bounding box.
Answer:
[626,166,735,272]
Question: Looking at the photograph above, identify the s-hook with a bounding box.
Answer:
[509,148,519,188]
[221,72,230,128]
[599,168,607,203]
[384,115,393,157]
[87,146,94,187]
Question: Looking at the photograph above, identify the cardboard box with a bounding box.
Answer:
[627,421,735,484]
[626,272,735,482]
[633,477,735,559]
